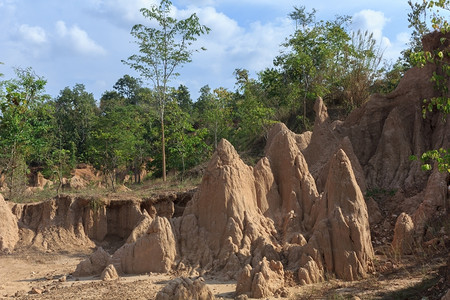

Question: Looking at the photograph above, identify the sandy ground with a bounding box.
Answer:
[0,249,448,300]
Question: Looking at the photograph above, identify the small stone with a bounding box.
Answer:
[59,275,66,282]
[30,287,43,294]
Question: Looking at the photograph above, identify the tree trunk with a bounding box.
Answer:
[162,117,167,182]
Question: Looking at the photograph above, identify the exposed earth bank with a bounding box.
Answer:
[0,31,449,300]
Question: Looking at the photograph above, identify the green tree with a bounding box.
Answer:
[113,75,143,105]
[164,99,210,179]
[172,84,193,114]
[0,67,51,200]
[53,84,97,162]
[47,148,71,196]
[202,87,232,149]
[272,7,385,130]
[123,0,210,181]
[90,102,146,191]
[232,69,275,149]
[410,0,450,173]
[402,0,431,67]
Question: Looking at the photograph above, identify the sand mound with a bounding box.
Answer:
[0,193,19,253]
[155,277,216,300]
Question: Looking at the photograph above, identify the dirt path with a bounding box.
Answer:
[0,250,448,300]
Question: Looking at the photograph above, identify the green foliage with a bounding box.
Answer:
[0,67,51,200]
[123,0,210,181]
[411,148,450,172]
[113,75,143,105]
[46,148,71,196]
[400,0,430,67]
[89,197,105,212]
[203,87,233,148]
[409,0,450,174]
[172,84,193,115]
[269,7,385,131]
[150,98,211,178]
[90,100,146,190]
[365,187,396,199]
[52,84,97,162]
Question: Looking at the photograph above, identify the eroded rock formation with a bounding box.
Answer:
[112,215,177,274]
[0,193,19,253]
[155,277,216,300]
[73,247,110,277]
[0,28,448,300]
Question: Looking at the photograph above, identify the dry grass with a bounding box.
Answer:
[11,173,202,204]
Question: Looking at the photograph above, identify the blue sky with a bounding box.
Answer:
[0,0,414,101]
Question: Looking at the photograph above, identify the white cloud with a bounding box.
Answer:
[18,24,47,44]
[352,9,389,42]
[178,0,214,6]
[92,0,158,27]
[396,32,410,45]
[181,6,292,74]
[170,5,293,96]
[55,21,106,56]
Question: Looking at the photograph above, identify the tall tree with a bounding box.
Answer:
[172,84,193,114]
[232,69,275,149]
[0,67,51,200]
[113,75,143,105]
[123,0,210,181]
[53,84,97,162]
[203,87,232,149]
[90,102,145,191]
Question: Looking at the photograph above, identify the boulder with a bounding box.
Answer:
[69,175,88,190]
[73,247,111,277]
[113,216,176,274]
[236,258,285,298]
[392,212,415,255]
[155,277,215,300]
[101,264,119,281]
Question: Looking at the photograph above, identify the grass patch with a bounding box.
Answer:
[365,187,396,200]
[378,273,441,300]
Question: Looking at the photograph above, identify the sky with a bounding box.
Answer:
[0,0,415,101]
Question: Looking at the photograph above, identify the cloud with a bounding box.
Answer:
[396,32,410,45]
[352,9,389,42]
[168,5,293,97]
[351,9,406,61]
[18,24,47,44]
[55,21,106,56]
[182,6,292,72]
[92,0,158,28]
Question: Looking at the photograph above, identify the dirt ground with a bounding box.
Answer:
[0,247,448,300]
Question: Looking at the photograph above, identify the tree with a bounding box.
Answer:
[204,87,232,149]
[410,0,450,174]
[0,67,51,200]
[172,84,193,114]
[401,0,431,67]
[123,0,210,181]
[164,99,210,179]
[232,69,275,149]
[90,102,146,191]
[113,75,143,105]
[52,84,97,162]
